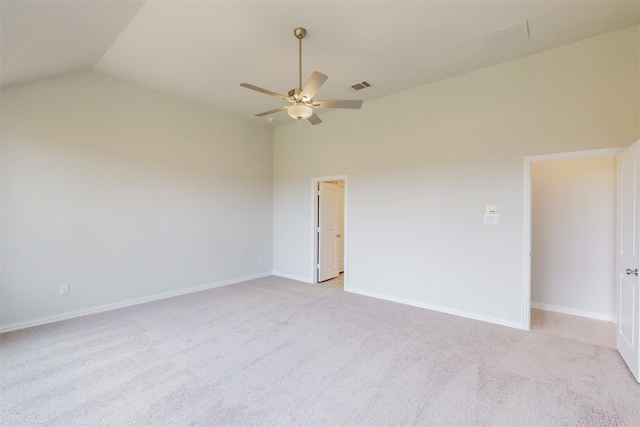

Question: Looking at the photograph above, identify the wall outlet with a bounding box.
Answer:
[258,257,263,265]
[433,281,441,291]
[60,284,69,296]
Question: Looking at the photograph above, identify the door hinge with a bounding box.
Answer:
[317,190,321,196]
[317,263,320,269]
[317,227,320,232]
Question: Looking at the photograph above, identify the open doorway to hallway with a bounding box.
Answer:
[528,154,617,347]
[313,177,346,289]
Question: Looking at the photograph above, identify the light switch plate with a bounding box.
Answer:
[486,205,499,214]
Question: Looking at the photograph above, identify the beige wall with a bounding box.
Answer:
[273,25,640,328]
[1,71,273,328]
[2,25,638,331]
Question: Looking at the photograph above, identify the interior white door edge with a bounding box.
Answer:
[617,140,640,383]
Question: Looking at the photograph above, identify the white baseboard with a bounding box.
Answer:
[272,271,314,284]
[531,302,615,322]
[346,288,521,330]
[0,272,273,334]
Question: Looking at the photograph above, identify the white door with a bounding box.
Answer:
[318,182,340,282]
[617,139,640,383]
[338,184,345,273]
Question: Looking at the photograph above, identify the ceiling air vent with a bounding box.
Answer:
[348,80,373,91]
[482,20,529,52]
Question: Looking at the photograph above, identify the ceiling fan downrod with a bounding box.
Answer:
[294,27,306,92]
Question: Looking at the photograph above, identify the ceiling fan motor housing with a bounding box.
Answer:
[288,88,302,99]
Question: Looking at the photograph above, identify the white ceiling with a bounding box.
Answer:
[2,1,639,126]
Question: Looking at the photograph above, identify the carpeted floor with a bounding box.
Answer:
[1,276,639,426]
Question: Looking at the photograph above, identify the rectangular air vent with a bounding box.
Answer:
[348,80,373,91]
[482,20,529,52]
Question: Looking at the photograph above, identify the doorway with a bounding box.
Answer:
[522,147,623,331]
[312,176,347,288]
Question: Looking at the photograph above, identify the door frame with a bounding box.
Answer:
[521,147,624,330]
[311,175,348,287]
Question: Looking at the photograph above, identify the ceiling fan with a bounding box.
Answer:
[240,27,363,125]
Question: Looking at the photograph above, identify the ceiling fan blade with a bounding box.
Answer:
[307,111,322,125]
[313,99,363,109]
[300,71,328,101]
[240,83,290,101]
[255,106,288,117]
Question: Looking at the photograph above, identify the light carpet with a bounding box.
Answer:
[1,276,639,426]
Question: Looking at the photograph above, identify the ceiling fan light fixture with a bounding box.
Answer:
[287,103,313,120]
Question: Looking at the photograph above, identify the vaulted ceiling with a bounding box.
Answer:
[2,1,639,126]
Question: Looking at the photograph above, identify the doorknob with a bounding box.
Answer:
[337,234,341,238]
[626,268,638,276]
